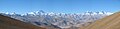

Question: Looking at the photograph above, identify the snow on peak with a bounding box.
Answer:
[24,10,46,15]
[84,11,113,15]
[28,12,35,14]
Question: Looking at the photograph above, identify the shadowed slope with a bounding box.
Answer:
[81,12,120,29]
[0,14,46,29]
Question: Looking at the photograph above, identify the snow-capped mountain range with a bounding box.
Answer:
[0,10,113,29]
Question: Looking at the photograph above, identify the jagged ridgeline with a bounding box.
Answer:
[0,10,113,29]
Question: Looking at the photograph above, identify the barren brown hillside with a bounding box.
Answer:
[81,12,120,29]
[0,14,46,29]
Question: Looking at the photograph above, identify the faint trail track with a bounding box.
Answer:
[81,12,120,29]
[0,14,46,29]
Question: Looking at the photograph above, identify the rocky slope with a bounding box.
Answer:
[0,14,45,29]
[81,11,120,29]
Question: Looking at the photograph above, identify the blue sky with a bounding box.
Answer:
[0,0,120,14]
